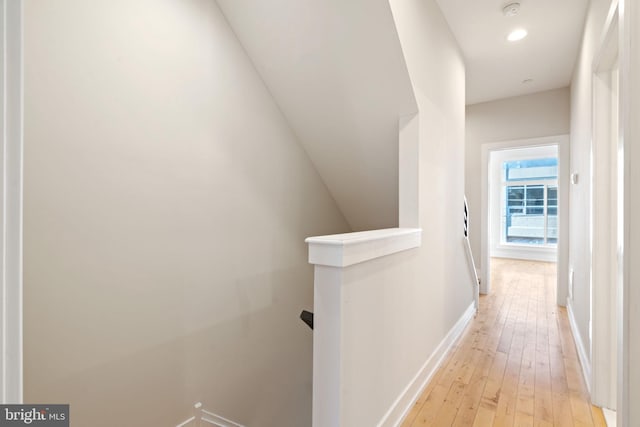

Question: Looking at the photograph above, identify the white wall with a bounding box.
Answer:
[466,88,571,266]
[377,0,474,422]
[305,0,473,422]
[567,1,640,422]
[23,1,350,426]
[568,0,614,374]
[390,0,470,339]
[313,243,474,427]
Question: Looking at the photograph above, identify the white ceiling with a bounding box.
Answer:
[436,0,589,105]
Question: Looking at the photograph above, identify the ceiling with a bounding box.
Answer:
[436,0,589,105]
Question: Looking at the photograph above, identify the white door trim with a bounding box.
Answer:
[618,0,638,425]
[1,0,24,404]
[590,0,619,410]
[480,135,569,305]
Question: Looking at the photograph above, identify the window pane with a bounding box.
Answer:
[526,207,544,215]
[525,185,544,215]
[547,185,558,243]
[548,186,558,215]
[505,184,545,244]
[526,186,544,203]
[507,186,524,214]
[508,186,524,199]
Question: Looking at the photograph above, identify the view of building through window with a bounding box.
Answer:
[502,158,558,245]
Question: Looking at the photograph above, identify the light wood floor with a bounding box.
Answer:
[401,258,607,427]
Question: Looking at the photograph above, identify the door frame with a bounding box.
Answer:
[617,0,639,424]
[480,134,569,304]
[591,0,619,410]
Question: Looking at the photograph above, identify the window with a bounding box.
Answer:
[502,158,558,246]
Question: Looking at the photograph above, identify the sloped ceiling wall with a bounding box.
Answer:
[216,0,417,230]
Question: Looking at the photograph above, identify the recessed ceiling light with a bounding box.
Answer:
[502,3,521,17]
[507,28,528,42]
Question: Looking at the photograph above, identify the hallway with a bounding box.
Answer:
[9,0,640,424]
[402,259,606,427]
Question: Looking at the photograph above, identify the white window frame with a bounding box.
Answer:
[489,145,558,262]
[501,177,558,247]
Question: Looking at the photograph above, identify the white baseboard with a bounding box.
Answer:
[602,408,616,426]
[566,300,592,393]
[378,302,476,427]
[491,248,557,263]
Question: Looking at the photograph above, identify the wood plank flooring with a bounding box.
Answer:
[401,258,606,427]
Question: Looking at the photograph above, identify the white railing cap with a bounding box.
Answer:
[305,228,421,267]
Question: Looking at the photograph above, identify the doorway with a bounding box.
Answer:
[480,135,569,307]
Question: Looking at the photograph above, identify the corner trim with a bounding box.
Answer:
[567,300,592,394]
[1,0,24,404]
[380,302,476,427]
